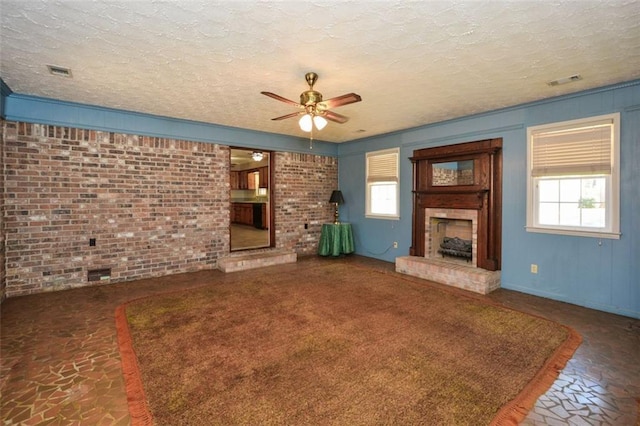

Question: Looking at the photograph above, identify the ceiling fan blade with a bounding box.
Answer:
[271,111,302,121]
[318,93,362,110]
[261,91,301,108]
[322,110,350,124]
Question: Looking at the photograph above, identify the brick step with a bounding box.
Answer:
[395,256,500,295]
[217,250,297,273]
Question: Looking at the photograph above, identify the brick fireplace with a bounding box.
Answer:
[426,208,476,266]
[396,138,502,294]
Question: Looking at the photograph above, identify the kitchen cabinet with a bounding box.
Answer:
[230,171,239,189]
[231,171,247,190]
[231,203,238,222]
[229,167,269,189]
[232,203,253,225]
[259,167,269,188]
[248,171,257,190]
[239,171,249,189]
[231,168,268,190]
[231,203,267,228]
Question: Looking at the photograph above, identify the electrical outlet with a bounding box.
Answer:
[393,241,398,249]
[530,264,538,274]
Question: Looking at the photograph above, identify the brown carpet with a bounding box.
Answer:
[115,263,581,425]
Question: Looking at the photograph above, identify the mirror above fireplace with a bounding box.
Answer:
[432,160,475,186]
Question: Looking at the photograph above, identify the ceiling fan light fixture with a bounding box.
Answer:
[263,72,362,135]
[252,151,263,161]
[299,114,313,132]
[313,115,327,130]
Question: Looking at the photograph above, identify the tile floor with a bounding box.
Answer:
[1,255,638,425]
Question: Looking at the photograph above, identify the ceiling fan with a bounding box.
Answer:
[261,72,362,133]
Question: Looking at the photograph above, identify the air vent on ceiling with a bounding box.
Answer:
[47,65,73,78]
[547,74,582,86]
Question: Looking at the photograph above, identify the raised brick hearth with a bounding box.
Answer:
[395,256,500,295]
[218,249,297,272]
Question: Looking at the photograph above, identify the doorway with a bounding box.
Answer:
[230,148,273,251]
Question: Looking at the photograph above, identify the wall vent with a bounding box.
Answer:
[547,74,582,86]
[47,65,73,78]
[88,268,111,282]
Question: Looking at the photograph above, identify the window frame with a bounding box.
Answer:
[365,148,400,220]
[526,113,620,239]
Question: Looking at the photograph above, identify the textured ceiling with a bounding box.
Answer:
[1,0,639,143]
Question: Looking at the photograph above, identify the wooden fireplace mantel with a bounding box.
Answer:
[410,138,502,271]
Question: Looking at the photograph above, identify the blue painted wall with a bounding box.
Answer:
[338,80,640,319]
[0,79,12,118]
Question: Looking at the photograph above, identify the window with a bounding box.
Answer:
[366,148,399,219]
[526,113,620,239]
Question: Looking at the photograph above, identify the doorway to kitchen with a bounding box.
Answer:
[230,148,274,251]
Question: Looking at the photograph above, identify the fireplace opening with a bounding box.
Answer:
[428,217,475,266]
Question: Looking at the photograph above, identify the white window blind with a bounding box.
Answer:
[366,148,400,219]
[367,150,399,183]
[531,119,614,177]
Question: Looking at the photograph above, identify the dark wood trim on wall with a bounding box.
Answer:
[410,138,502,271]
[268,152,276,247]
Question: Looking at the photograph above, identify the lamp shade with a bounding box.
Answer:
[313,115,328,130]
[299,114,328,132]
[329,190,345,204]
[299,114,313,132]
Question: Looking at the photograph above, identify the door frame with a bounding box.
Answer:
[229,147,275,251]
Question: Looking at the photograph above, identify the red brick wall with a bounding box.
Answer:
[0,121,6,301]
[274,152,338,254]
[2,121,338,297]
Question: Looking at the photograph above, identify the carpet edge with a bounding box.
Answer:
[490,325,583,426]
[115,303,154,426]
